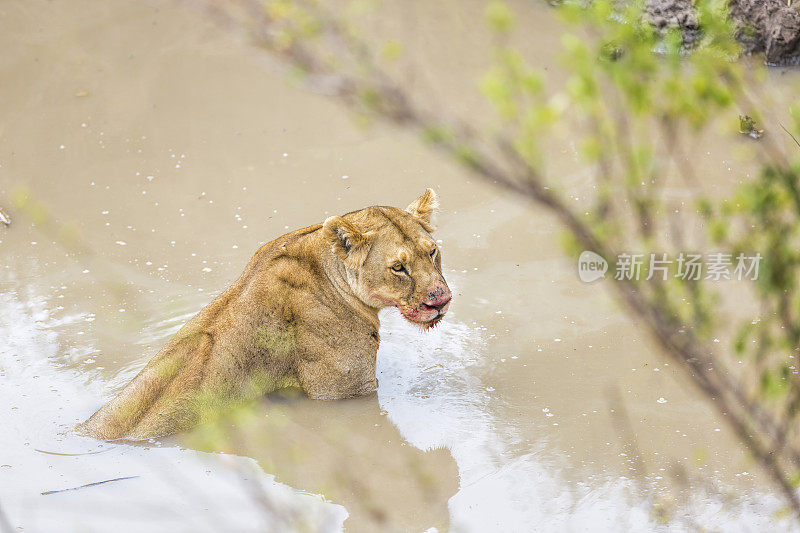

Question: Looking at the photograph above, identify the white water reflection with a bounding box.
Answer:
[376,308,789,532]
[0,288,344,533]
[0,279,791,532]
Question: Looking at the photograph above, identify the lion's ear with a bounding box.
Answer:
[323,216,368,262]
[405,188,439,230]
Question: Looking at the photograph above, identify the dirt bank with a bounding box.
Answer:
[647,0,800,66]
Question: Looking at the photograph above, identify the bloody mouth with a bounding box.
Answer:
[397,305,444,329]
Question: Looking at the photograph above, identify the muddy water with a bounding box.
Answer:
[1,0,799,531]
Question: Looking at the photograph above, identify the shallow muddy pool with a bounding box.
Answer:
[2,0,800,531]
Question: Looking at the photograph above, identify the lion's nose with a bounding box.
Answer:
[423,292,451,311]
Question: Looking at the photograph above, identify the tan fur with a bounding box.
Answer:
[78,189,451,440]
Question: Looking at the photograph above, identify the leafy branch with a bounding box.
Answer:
[201,0,800,520]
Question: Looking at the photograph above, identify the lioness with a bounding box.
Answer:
[79,189,451,440]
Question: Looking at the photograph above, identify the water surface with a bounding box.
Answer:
[1,0,798,531]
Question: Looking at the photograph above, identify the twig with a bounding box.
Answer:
[781,123,800,150]
[41,476,139,495]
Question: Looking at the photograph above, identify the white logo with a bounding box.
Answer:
[578,251,607,283]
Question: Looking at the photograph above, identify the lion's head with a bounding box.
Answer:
[323,188,451,329]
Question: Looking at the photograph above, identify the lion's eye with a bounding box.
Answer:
[391,263,404,272]
[429,249,437,259]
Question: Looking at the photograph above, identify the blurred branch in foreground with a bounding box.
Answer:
[197,0,800,522]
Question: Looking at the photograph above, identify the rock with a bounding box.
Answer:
[646,0,701,45]
[730,0,800,65]
[646,0,800,66]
